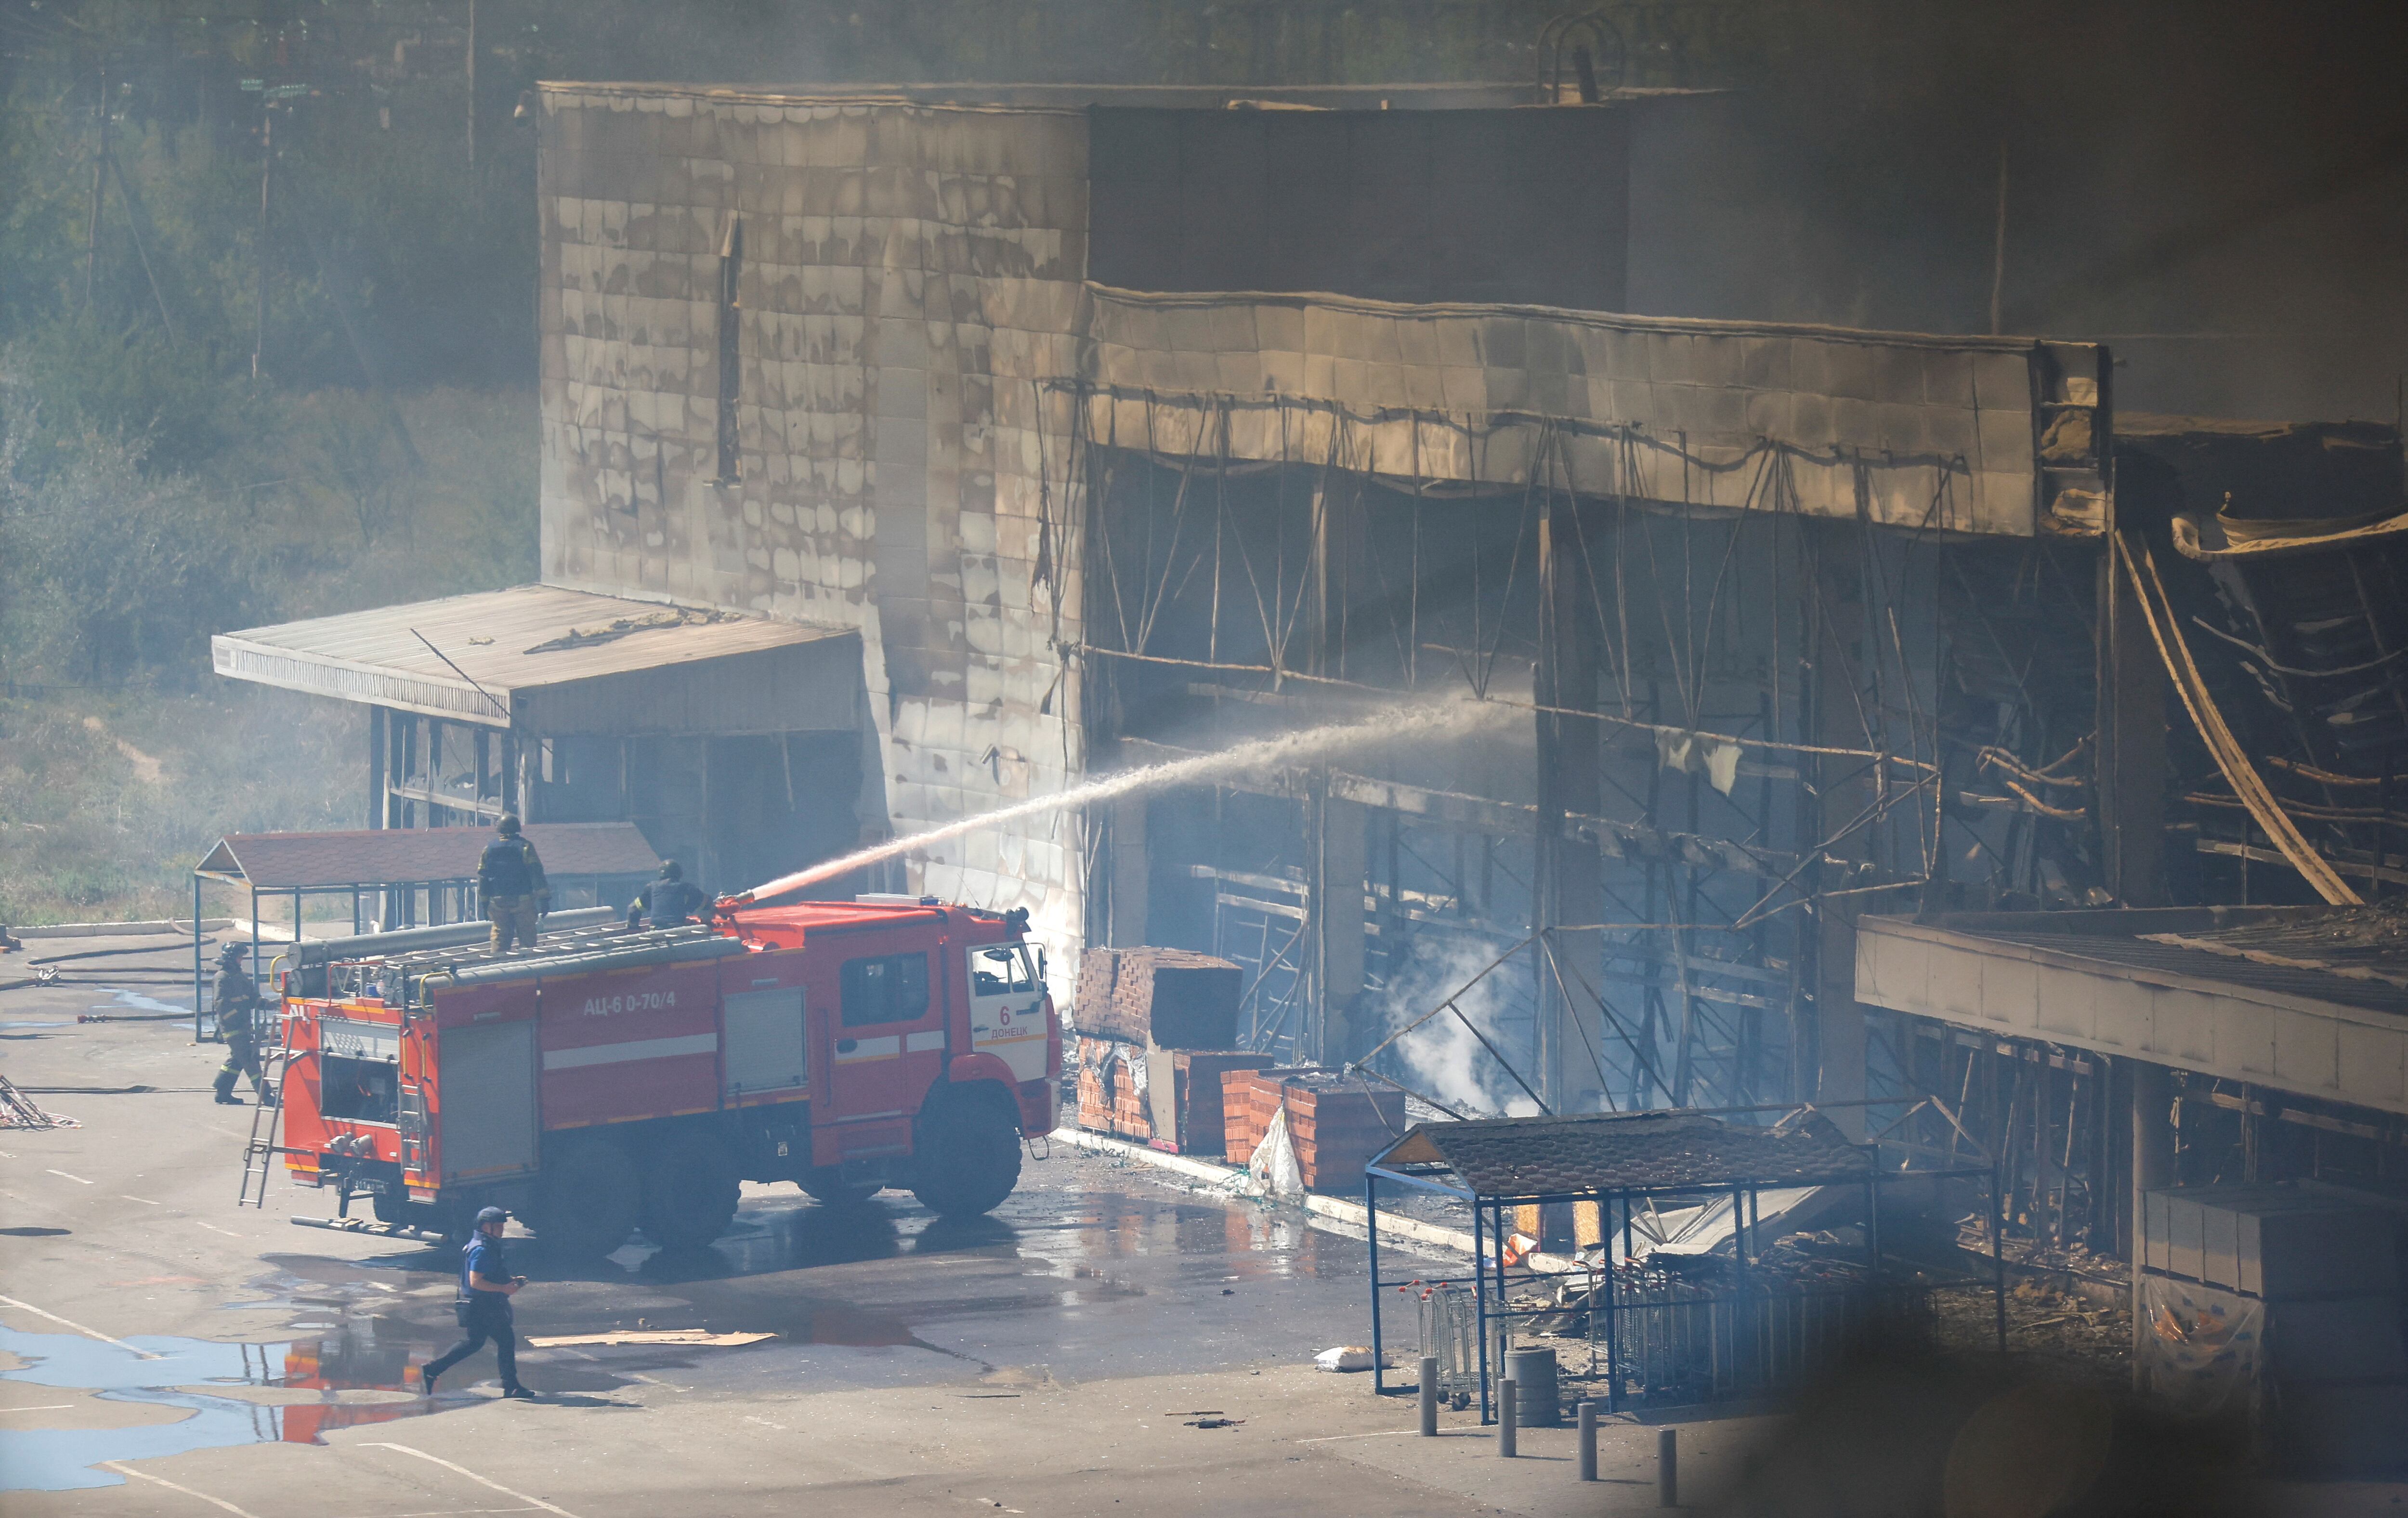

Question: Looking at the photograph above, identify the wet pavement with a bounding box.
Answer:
[0,933,1459,1500]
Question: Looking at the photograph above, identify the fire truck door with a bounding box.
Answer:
[436,1020,539,1182]
[721,986,808,1101]
[967,942,1047,1083]
[828,948,945,1125]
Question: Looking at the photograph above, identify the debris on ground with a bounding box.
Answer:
[0,1073,78,1129]
[1314,1346,1384,1372]
[1932,1280,2132,1385]
[527,1330,776,1348]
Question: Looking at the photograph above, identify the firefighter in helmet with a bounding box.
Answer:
[625,859,708,930]
[210,941,275,1107]
[477,814,550,955]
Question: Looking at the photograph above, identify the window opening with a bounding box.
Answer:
[840,952,929,1027]
[971,944,1038,997]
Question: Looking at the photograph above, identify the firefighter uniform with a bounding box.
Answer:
[477,815,550,954]
[625,862,708,929]
[210,945,275,1106]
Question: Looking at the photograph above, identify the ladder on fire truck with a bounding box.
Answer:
[236,1001,301,1209]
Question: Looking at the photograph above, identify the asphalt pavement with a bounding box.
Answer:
[10,930,2398,1518]
[0,930,1722,1518]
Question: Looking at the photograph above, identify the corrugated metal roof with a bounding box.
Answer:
[211,584,852,727]
[1373,1111,1873,1198]
[196,823,660,889]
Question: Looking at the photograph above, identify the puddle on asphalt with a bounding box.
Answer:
[0,1321,446,1492]
[94,989,195,1016]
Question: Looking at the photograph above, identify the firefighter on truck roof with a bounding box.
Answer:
[476,814,550,954]
[625,858,708,930]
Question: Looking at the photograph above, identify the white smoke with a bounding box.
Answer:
[1374,934,1542,1118]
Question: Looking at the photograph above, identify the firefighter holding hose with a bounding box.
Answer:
[625,859,708,929]
[477,814,550,954]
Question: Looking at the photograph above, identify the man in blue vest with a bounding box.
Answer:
[416,1206,534,1399]
[476,814,550,955]
[624,859,709,929]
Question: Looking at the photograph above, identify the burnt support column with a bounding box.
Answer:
[1108,795,1149,947]
[1535,494,1604,1111]
[2099,532,2170,906]
[1309,783,1368,1063]
[2128,1057,2175,1385]
[1807,522,1870,1136]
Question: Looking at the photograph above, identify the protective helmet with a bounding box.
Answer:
[659,860,683,880]
[496,813,522,836]
[218,941,251,964]
[475,1205,510,1226]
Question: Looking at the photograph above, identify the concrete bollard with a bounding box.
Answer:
[1419,1356,1439,1437]
[1658,1426,1678,1507]
[1577,1400,1598,1481]
[1497,1365,1518,1456]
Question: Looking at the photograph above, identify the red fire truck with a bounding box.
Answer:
[267,898,1059,1254]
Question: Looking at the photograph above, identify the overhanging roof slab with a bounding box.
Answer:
[1856,908,2408,1116]
[211,584,861,734]
[197,822,660,890]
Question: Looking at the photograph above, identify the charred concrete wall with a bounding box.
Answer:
[536,84,1095,956]
[531,80,2110,1036]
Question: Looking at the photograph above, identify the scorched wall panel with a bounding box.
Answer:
[537,86,1093,972]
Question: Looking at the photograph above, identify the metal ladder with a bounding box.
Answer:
[236,1011,299,1209]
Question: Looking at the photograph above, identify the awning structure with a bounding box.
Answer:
[196,823,660,890]
[211,584,862,733]
[1360,1107,1996,1421]
[1855,907,2408,1117]
[1370,1109,1876,1197]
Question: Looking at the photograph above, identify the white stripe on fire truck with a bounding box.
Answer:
[541,1033,720,1071]
[904,1030,946,1053]
[832,1034,900,1062]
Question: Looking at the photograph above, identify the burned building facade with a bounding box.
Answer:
[214,78,2408,1280]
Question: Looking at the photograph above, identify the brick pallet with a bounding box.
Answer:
[1073,947,1241,1050]
[1077,1036,1274,1154]
[1074,1035,1155,1142]
[1221,1067,1408,1191]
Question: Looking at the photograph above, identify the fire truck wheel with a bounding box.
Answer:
[531,1142,638,1256]
[909,1095,1021,1218]
[798,1168,881,1206]
[638,1137,741,1250]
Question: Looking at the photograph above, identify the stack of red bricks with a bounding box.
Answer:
[1071,947,1261,1153]
[1073,1035,1150,1140]
[1221,1067,1409,1191]
[1073,947,1242,1049]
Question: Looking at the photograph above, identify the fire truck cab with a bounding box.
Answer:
[273,898,1059,1254]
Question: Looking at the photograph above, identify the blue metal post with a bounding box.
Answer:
[1473,1190,1491,1424]
[191,873,203,1042]
[1367,1170,1386,1396]
[1605,1193,1622,1414]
